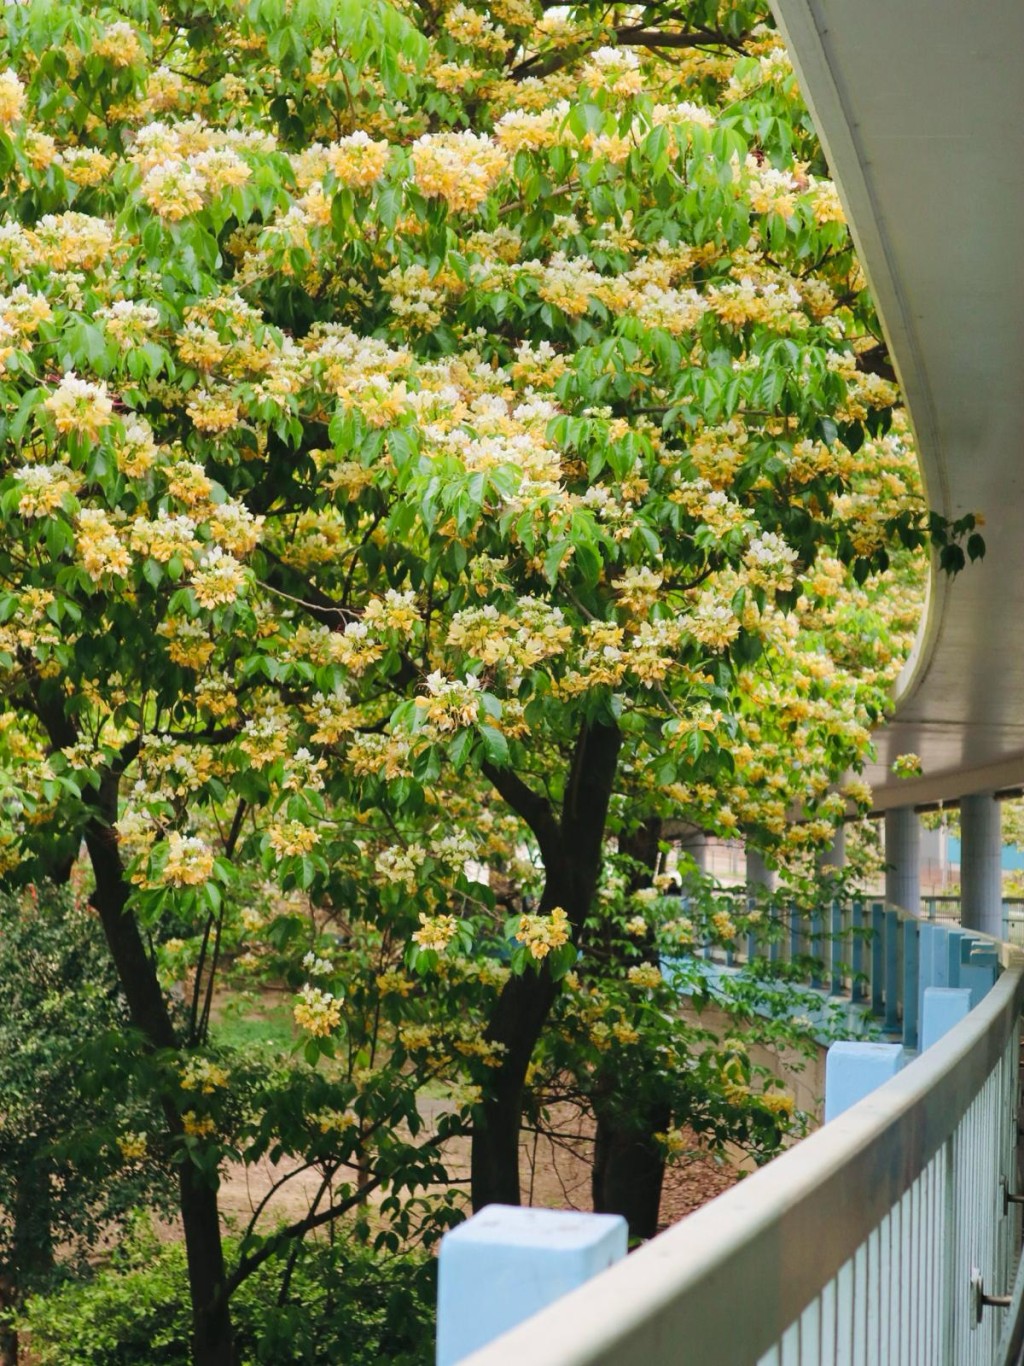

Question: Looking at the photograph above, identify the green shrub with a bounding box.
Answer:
[21,1221,436,1366]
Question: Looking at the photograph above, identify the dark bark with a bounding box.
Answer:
[591,1104,670,1238]
[591,819,669,1240]
[83,787,237,1366]
[471,963,561,1207]
[67,758,236,1362]
[471,722,622,1210]
[179,1164,236,1366]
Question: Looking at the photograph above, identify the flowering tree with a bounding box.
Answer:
[0,0,980,1356]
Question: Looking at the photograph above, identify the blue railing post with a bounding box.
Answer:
[810,910,823,989]
[851,901,866,1003]
[871,902,885,1016]
[902,919,920,1050]
[830,900,844,996]
[884,907,900,1033]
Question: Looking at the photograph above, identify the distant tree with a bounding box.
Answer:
[0,883,170,1366]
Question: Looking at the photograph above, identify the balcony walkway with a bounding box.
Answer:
[445,4,1024,1363]
[767,0,1024,812]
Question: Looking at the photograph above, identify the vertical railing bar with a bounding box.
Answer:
[831,899,843,996]
[884,908,900,1033]
[811,909,823,990]
[903,919,920,1051]
[850,901,865,1004]
[790,903,801,968]
[871,902,885,1018]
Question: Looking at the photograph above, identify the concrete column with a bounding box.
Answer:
[745,845,775,892]
[885,807,920,916]
[681,829,709,875]
[960,790,1002,937]
[817,823,846,872]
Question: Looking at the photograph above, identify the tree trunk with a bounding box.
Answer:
[34,697,237,1362]
[471,966,560,1208]
[85,787,237,1365]
[472,721,622,1211]
[591,818,668,1239]
[591,1103,670,1240]
[180,1164,236,1366]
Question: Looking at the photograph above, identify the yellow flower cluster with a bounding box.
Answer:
[180,1057,230,1093]
[293,984,342,1037]
[0,69,25,125]
[182,1112,216,1138]
[313,1108,358,1134]
[192,547,248,608]
[267,819,319,856]
[411,912,459,952]
[77,508,131,580]
[326,131,390,187]
[411,130,508,213]
[28,211,114,270]
[515,906,570,960]
[626,963,662,990]
[14,463,76,518]
[44,372,114,440]
[161,832,215,887]
[117,1131,148,1161]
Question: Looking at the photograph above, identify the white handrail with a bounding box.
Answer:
[463,953,1024,1366]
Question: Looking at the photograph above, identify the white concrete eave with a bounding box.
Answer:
[769,0,1024,813]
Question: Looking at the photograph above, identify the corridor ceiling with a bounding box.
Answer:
[770,0,1024,812]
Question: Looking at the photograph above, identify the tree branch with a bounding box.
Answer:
[481,760,561,865]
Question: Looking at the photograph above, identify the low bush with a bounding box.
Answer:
[21,1220,435,1366]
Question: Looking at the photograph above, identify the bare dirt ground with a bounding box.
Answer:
[212,1097,742,1243]
[207,989,824,1241]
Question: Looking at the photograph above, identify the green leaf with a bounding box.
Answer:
[479,725,508,767]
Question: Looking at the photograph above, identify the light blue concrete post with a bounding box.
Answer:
[810,910,824,989]
[902,920,920,1050]
[870,902,885,1016]
[790,904,801,965]
[436,1206,628,1366]
[945,928,966,989]
[884,908,901,1034]
[817,827,846,994]
[960,942,998,1006]
[824,1041,905,1122]
[851,901,866,1002]
[746,845,775,891]
[830,900,844,996]
[961,791,1002,938]
[918,921,941,1033]
[885,806,921,916]
[920,987,972,1051]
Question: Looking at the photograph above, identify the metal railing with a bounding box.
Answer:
[464,937,1024,1366]
[922,897,1024,948]
[694,898,1000,1052]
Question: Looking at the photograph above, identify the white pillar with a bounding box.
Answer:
[746,845,775,892]
[817,823,846,872]
[960,790,1002,937]
[683,829,709,875]
[885,807,920,916]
